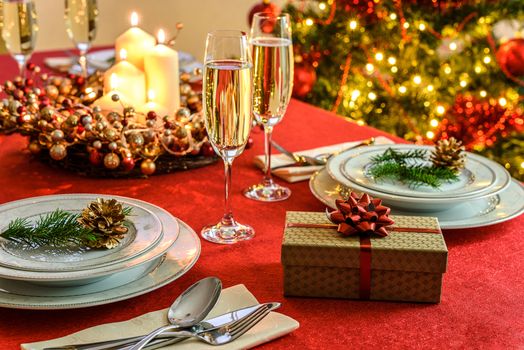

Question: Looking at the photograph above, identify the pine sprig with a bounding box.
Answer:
[1,210,97,247]
[368,147,459,188]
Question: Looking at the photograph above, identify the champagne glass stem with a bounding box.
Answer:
[14,54,27,78]
[263,125,274,186]
[222,158,234,226]
[78,49,88,78]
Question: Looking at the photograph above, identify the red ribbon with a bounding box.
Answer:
[287,192,441,300]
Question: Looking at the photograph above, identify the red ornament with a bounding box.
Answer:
[245,137,254,149]
[122,157,135,171]
[201,142,215,157]
[89,150,103,166]
[496,38,524,77]
[247,0,281,26]
[292,62,317,98]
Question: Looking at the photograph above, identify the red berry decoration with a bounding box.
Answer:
[26,62,36,71]
[89,150,103,166]
[496,38,524,77]
[247,0,281,26]
[122,157,135,171]
[147,111,157,120]
[201,142,215,157]
[292,62,317,98]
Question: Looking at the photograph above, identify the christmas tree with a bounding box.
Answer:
[282,0,524,180]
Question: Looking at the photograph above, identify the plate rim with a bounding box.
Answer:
[0,194,179,281]
[0,211,200,309]
[310,168,524,230]
[326,144,511,204]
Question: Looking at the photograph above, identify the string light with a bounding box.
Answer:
[318,2,327,10]
[418,23,426,31]
[436,105,446,115]
[426,131,435,139]
[498,97,507,106]
[388,57,396,65]
[403,22,410,29]
[444,66,452,74]
[305,18,314,26]
[413,75,422,84]
[351,90,360,101]
[430,119,439,127]
[449,42,457,51]
[483,56,491,64]
[460,80,467,87]
[391,66,398,73]
[365,63,374,72]
[398,86,407,94]
[389,13,397,20]
[424,101,431,107]
[480,90,487,97]
[349,20,358,30]
[368,92,377,100]
[375,52,384,61]
[474,65,482,74]
[427,85,434,92]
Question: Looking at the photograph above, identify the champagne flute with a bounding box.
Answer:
[64,0,98,77]
[201,30,255,244]
[1,0,38,77]
[243,12,294,202]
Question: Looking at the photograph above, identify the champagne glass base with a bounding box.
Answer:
[201,220,255,244]
[243,183,291,202]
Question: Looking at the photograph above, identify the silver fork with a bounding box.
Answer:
[128,304,271,350]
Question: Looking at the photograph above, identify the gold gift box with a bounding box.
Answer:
[282,211,448,303]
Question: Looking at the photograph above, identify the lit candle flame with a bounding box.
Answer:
[130,12,139,27]
[119,48,127,61]
[148,90,156,102]
[110,73,119,90]
[157,29,166,44]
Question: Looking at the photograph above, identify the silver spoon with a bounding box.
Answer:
[129,277,222,350]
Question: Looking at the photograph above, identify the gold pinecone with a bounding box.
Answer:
[430,137,466,172]
[78,198,129,249]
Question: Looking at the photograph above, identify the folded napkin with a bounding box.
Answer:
[21,284,299,350]
[254,136,394,183]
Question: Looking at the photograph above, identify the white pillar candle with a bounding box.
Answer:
[115,12,156,70]
[103,49,146,106]
[138,90,170,123]
[144,29,180,116]
[94,74,128,112]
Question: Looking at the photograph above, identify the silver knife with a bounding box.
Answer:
[44,302,280,350]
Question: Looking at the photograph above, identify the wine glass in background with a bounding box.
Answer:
[1,0,38,77]
[201,30,255,244]
[64,0,98,77]
[243,12,294,202]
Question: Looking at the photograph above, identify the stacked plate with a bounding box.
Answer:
[310,144,524,229]
[0,194,200,309]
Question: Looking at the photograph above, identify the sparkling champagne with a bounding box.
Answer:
[204,60,252,159]
[1,0,38,56]
[251,37,293,127]
[64,0,98,49]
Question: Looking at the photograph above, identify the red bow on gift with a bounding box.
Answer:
[327,192,395,237]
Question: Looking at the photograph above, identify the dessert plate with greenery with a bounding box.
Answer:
[338,145,509,198]
[0,196,164,272]
[0,194,179,286]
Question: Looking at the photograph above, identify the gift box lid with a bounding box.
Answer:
[282,211,448,274]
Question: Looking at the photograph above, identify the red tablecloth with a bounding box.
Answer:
[0,51,523,349]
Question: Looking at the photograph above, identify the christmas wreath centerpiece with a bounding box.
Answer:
[0,64,218,178]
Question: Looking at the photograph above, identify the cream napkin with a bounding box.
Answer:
[21,284,299,350]
[254,136,394,183]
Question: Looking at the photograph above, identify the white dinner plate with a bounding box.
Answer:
[310,168,524,230]
[340,145,501,198]
[327,145,511,211]
[0,194,179,285]
[0,208,200,309]
[0,197,163,272]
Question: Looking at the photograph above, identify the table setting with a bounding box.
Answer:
[0,0,523,349]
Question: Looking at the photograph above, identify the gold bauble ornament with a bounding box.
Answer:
[49,143,67,160]
[103,153,121,169]
[140,159,156,175]
[28,141,41,154]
